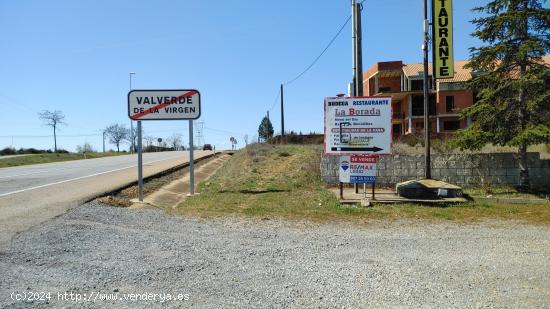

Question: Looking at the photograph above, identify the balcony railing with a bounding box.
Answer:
[444,108,462,114]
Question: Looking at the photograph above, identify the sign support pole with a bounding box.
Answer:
[137,120,143,201]
[188,120,195,195]
[423,0,432,179]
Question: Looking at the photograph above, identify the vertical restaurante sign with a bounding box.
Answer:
[433,0,454,79]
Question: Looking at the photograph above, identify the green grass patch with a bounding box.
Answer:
[464,186,547,199]
[174,144,550,224]
[0,152,128,168]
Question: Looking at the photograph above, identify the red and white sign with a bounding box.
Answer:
[324,96,392,155]
[128,89,201,120]
[339,155,377,183]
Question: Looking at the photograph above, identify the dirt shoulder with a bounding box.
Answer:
[0,201,548,308]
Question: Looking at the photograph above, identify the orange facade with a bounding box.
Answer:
[363,60,474,139]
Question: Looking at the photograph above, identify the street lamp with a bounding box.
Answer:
[129,72,135,153]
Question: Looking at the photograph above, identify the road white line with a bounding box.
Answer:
[0,157,185,198]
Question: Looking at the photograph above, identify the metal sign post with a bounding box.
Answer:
[188,120,195,195]
[127,89,201,200]
[137,120,143,201]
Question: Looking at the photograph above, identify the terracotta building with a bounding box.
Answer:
[363,60,475,139]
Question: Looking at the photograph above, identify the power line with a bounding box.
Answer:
[283,14,352,86]
[203,126,246,136]
[267,90,280,112]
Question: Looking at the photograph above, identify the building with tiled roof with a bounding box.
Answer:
[363,60,475,138]
[364,57,549,138]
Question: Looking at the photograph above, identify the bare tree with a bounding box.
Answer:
[76,142,95,154]
[244,134,249,146]
[125,126,138,152]
[104,124,128,152]
[144,136,155,148]
[230,137,238,150]
[38,110,65,152]
[167,133,184,150]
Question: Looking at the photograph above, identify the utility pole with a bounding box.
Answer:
[351,0,364,194]
[102,131,106,153]
[351,0,357,96]
[280,83,285,144]
[354,0,363,97]
[423,0,432,179]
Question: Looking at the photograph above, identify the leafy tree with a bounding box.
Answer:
[452,0,550,190]
[105,124,128,152]
[258,116,274,142]
[38,110,65,152]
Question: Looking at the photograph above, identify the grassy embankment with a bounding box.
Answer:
[0,152,128,168]
[175,144,550,223]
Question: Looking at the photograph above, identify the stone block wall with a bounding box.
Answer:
[321,153,550,188]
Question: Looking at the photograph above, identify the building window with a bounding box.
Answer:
[411,80,423,91]
[410,79,432,91]
[446,96,455,112]
[443,120,460,131]
[412,95,436,116]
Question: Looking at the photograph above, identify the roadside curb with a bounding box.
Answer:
[87,152,219,203]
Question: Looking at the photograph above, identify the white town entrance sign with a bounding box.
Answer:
[324,96,392,155]
[128,89,201,121]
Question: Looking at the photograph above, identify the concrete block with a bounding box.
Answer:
[432,169,441,178]
[490,176,505,185]
[448,160,464,169]
[506,168,519,176]
[438,169,451,177]
[415,168,425,177]
[492,169,507,176]
[503,157,516,168]
[416,161,425,169]
[456,168,472,176]
[433,161,447,169]
[504,175,518,184]
[453,176,465,185]
[465,176,482,184]
[376,170,391,177]
[404,169,415,177]
[472,168,491,176]
[465,160,481,169]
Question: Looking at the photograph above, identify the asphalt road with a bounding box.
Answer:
[0,151,211,247]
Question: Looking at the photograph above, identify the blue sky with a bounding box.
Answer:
[0,0,483,151]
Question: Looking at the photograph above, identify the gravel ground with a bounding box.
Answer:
[0,201,549,308]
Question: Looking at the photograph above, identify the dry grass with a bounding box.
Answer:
[0,152,128,168]
[175,144,550,224]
